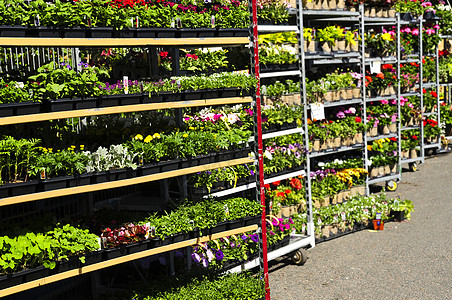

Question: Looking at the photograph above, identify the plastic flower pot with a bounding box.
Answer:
[372,219,384,230]
[9,180,38,196]
[14,102,42,115]
[48,98,75,112]
[391,210,405,222]
[62,27,87,38]
[0,25,27,37]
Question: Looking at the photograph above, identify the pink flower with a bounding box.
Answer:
[421,1,432,7]
[391,114,397,123]
[391,99,397,105]
[412,28,419,36]
[408,103,414,108]
[426,28,436,35]
[403,27,411,33]
[434,24,440,30]
[380,99,389,105]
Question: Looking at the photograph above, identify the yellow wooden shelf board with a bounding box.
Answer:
[0,97,253,126]
[0,224,258,297]
[0,157,254,207]
[0,37,249,47]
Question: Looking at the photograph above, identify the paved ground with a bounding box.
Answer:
[268,153,452,300]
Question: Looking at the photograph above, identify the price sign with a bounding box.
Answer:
[311,102,325,121]
[370,60,381,74]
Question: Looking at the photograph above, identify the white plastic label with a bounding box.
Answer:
[341,212,346,221]
[145,222,151,239]
[370,60,381,74]
[376,212,382,220]
[302,224,306,234]
[123,76,129,94]
[311,103,325,121]
[224,204,229,216]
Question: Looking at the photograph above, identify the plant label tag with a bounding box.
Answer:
[211,15,215,28]
[333,214,338,221]
[136,16,139,28]
[40,168,46,180]
[144,222,151,239]
[171,18,175,28]
[123,76,129,94]
[140,82,144,93]
[139,155,144,166]
[224,204,229,216]
[311,103,325,121]
[97,237,102,250]
[317,217,322,225]
[376,212,382,220]
[34,15,40,27]
[302,224,306,234]
[28,89,33,97]
[341,212,346,221]
[291,229,296,235]
[15,82,24,89]
[370,60,381,74]
[261,85,267,95]
[86,16,92,27]
[176,18,181,28]
[130,17,134,27]
[150,226,156,237]
[101,237,107,248]
[394,199,399,210]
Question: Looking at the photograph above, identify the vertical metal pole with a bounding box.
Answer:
[419,16,425,162]
[435,20,441,147]
[249,0,269,298]
[361,4,369,195]
[397,13,402,176]
[297,0,314,243]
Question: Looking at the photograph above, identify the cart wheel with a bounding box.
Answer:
[386,180,397,191]
[291,248,308,265]
[409,162,417,172]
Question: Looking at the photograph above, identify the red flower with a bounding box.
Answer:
[276,192,285,199]
[272,181,281,186]
[423,88,427,94]
[389,137,397,141]
[382,64,393,70]
[422,58,426,64]
[264,184,270,190]
[376,72,384,79]
[355,116,362,123]
[412,135,418,140]
[430,91,438,98]
[329,120,333,124]
[289,178,302,190]
[159,51,169,58]
[285,189,291,194]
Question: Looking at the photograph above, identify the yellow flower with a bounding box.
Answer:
[71,145,76,148]
[135,134,143,140]
[200,127,204,130]
[80,145,85,149]
[381,33,393,41]
[144,135,153,143]
[189,126,195,130]
[153,133,161,139]
[48,148,53,153]
[367,145,372,151]
[183,133,188,138]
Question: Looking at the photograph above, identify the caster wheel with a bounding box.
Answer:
[409,162,417,172]
[386,180,397,191]
[291,248,308,265]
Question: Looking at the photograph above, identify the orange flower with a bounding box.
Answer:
[376,72,384,79]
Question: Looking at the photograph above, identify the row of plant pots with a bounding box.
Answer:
[311,133,364,152]
[0,88,250,118]
[0,214,260,290]
[314,185,366,208]
[400,148,419,159]
[260,63,298,73]
[304,40,359,55]
[367,123,397,136]
[309,87,361,103]
[368,164,398,178]
[0,25,248,38]
[0,148,250,199]
[366,86,397,98]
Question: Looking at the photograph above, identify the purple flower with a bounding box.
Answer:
[201,257,209,268]
[251,234,259,243]
[336,111,346,118]
[191,253,201,263]
[215,250,224,260]
[241,234,248,241]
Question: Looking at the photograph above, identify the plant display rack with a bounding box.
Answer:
[0,9,271,300]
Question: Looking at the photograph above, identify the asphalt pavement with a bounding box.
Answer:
[268,153,452,300]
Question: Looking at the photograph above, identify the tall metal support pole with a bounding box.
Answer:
[435,20,441,146]
[360,3,370,195]
[397,13,402,175]
[297,0,315,242]
[249,0,270,298]
[419,16,425,163]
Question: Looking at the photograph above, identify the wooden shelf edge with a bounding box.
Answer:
[0,157,254,207]
[0,224,258,297]
[0,37,249,47]
[0,97,253,126]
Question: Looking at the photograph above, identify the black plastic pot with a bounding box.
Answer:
[108,169,128,181]
[210,221,228,234]
[75,173,92,186]
[98,95,120,107]
[423,11,438,20]
[136,28,157,38]
[221,87,240,98]
[184,90,202,100]
[0,272,24,290]
[202,89,220,99]
[160,160,180,172]
[126,168,137,179]
[9,180,38,196]
[63,27,86,38]
[114,28,136,38]
[40,176,72,191]
[119,93,142,106]
[92,171,109,183]
[171,232,191,243]
[87,27,114,38]
[180,157,198,168]
[244,215,261,226]
[140,163,160,176]
[55,257,80,273]
[401,12,414,21]
[48,98,75,112]
[217,28,248,37]
[126,240,151,254]
[81,250,103,267]
[391,210,405,222]
[31,26,62,37]
[155,28,177,38]
[103,245,127,260]
[227,219,245,230]
[198,28,216,37]
[178,28,198,38]
[0,103,15,117]
[0,25,27,37]
[150,237,170,248]
[74,98,97,110]
[160,91,180,102]
[0,185,9,198]
[14,102,41,116]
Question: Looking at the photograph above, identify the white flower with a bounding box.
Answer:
[227,113,240,124]
[318,162,325,167]
[15,82,24,89]
[264,150,273,160]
